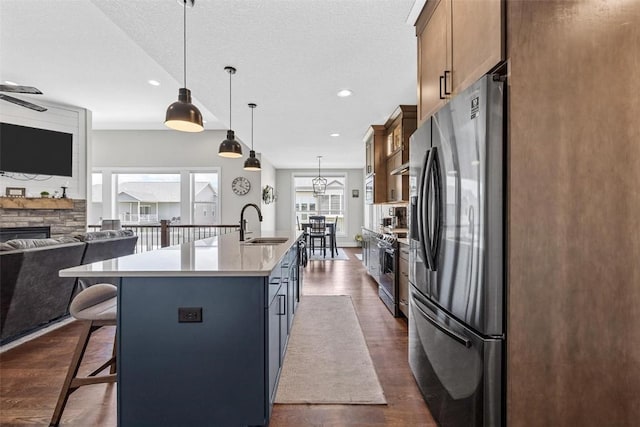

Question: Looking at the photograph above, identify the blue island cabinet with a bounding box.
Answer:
[117,245,301,426]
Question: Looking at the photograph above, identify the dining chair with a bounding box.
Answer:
[308,215,326,257]
[297,216,309,247]
[331,216,339,256]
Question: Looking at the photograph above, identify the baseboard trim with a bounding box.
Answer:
[0,317,75,353]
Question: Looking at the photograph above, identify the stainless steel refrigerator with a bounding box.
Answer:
[408,73,505,427]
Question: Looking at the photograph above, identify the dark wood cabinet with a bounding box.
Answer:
[363,125,387,204]
[384,105,416,203]
[387,151,403,202]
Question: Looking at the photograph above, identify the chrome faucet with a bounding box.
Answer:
[239,203,263,241]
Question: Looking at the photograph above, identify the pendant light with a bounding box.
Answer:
[312,156,327,196]
[164,0,203,132]
[244,103,261,171]
[218,66,243,158]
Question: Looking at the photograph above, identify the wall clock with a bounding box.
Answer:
[232,176,251,196]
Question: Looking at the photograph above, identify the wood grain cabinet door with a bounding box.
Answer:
[365,139,373,176]
[451,0,503,94]
[417,0,450,124]
[387,152,402,202]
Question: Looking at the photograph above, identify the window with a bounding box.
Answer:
[191,173,218,225]
[116,173,180,224]
[89,173,103,225]
[90,169,219,226]
[293,175,346,235]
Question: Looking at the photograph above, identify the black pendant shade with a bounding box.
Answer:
[218,130,243,158]
[218,66,243,158]
[165,88,203,132]
[164,0,203,132]
[243,103,261,171]
[244,150,261,171]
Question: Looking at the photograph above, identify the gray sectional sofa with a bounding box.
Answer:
[0,231,138,344]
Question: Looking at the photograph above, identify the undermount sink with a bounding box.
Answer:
[242,237,289,245]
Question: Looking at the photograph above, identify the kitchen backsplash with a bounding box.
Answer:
[365,203,408,230]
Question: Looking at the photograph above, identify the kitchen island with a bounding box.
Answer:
[60,230,303,427]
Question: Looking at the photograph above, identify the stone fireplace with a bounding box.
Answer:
[0,199,87,238]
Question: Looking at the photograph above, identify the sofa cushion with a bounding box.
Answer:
[5,236,79,250]
[74,230,134,242]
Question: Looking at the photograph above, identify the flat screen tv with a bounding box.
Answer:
[0,122,73,177]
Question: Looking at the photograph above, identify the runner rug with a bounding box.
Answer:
[307,248,349,261]
[275,295,387,404]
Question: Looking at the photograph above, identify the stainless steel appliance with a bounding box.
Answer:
[408,73,505,427]
[366,229,381,282]
[376,233,399,316]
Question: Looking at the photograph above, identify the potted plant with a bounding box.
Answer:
[354,233,363,247]
[40,191,50,198]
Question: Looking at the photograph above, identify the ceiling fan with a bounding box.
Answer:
[0,84,47,112]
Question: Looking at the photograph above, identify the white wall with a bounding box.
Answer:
[259,155,277,231]
[275,168,364,247]
[91,130,265,233]
[0,100,89,199]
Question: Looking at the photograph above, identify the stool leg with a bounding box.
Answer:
[110,330,117,375]
[50,321,93,426]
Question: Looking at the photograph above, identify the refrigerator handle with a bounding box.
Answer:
[423,148,436,270]
[417,150,431,269]
[416,149,430,267]
[431,147,443,263]
[413,298,472,348]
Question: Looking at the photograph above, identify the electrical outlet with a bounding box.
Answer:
[178,307,202,323]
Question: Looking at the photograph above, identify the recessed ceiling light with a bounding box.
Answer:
[148,80,160,86]
[337,89,352,97]
[203,120,207,124]
[4,80,18,86]
[330,133,340,137]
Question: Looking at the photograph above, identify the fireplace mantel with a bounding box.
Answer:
[0,197,74,210]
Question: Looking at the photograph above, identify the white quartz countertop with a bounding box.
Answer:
[59,230,302,278]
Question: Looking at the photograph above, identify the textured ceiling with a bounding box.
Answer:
[0,0,417,169]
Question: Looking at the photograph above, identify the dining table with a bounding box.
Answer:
[301,219,337,258]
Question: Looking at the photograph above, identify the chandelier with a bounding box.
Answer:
[312,156,327,196]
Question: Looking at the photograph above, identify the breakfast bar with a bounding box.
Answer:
[60,230,303,427]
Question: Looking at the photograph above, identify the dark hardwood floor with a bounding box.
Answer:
[0,247,434,426]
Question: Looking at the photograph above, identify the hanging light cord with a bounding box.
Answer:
[251,107,254,149]
[183,0,186,88]
[318,156,321,177]
[229,71,232,129]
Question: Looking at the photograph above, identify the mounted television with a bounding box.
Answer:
[0,122,73,177]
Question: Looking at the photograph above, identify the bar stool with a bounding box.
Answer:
[50,284,117,426]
